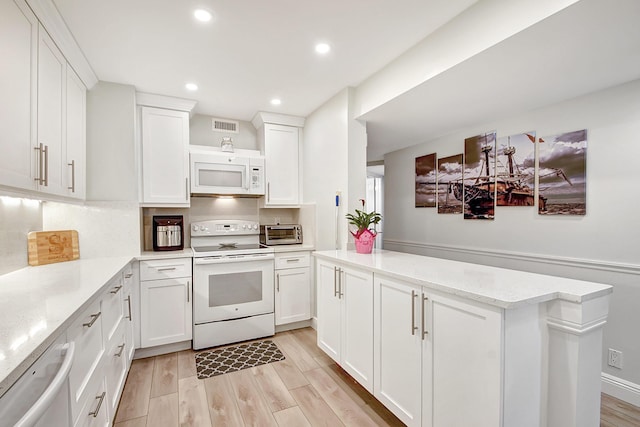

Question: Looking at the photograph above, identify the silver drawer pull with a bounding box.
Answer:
[115,343,125,357]
[126,295,132,321]
[110,285,122,294]
[124,273,133,279]
[286,258,300,263]
[83,312,101,328]
[422,294,429,339]
[156,267,177,272]
[89,392,106,417]
[67,160,75,192]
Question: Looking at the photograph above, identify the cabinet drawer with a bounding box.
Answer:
[102,275,124,345]
[122,263,133,293]
[140,258,191,281]
[74,377,108,427]
[275,252,310,270]
[104,321,127,418]
[68,299,104,423]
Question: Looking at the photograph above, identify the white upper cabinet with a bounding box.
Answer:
[65,64,86,199]
[138,94,196,207]
[0,0,38,191]
[0,1,87,200]
[253,112,304,207]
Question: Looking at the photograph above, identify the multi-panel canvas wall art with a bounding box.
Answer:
[415,153,437,207]
[463,132,496,220]
[538,129,587,215]
[437,154,464,214]
[496,132,537,207]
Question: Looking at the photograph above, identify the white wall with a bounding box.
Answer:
[303,89,350,251]
[383,79,640,392]
[0,196,42,275]
[86,81,137,201]
[190,115,257,150]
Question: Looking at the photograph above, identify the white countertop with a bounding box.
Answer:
[137,248,194,260]
[313,249,612,309]
[0,256,133,398]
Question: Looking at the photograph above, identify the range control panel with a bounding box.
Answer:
[191,220,259,236]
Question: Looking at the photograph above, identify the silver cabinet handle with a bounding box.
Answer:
[186,281,190,303]
[333,266,338,297]
[83,312,101,328]
[67,160,75,192]
[124,273,133,279]
[338,268,344,299]
[156,267,177,272]
[89,392,106,417]
[267,182,270,202]
[276,273,280,292]
[115,343,125,358]
[422,294,429,339]
[411,290,418,336]
[110,285,122,295]
[185,177,189,201]
[34,144,44,184]
[42,144,48,186]
[286,258,300,263]
[126,296,132,320]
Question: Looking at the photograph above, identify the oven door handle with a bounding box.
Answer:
[194,254,275,265]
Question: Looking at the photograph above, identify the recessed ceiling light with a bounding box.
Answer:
[185,83,198,91]
[315,43,331,54]
[194,9,212,22]
[270,98,282,106]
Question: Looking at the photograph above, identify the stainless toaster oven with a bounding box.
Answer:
[260,224,302,245]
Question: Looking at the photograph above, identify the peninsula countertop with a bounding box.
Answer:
[313,249,612,309]
[0,256,133,398]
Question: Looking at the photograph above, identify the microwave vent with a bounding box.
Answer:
[212,118,239,134]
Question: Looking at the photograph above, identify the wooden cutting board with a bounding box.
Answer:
[27,230,79,266]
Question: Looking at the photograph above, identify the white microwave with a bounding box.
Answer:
[190,146,265,196]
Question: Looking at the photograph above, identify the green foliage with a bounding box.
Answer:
[345,209,382,238]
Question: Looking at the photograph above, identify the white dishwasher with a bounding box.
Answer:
[0,334,75,427]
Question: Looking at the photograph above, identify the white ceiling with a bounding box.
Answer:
[52,0,640,161]
[52,0,477,121]
[361,0,640,160]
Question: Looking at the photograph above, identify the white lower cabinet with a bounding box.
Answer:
[139,258,192,348]
[373,274,502,427]
[67,263,134,427]
[274,252,311,325]
[316,259,374,392]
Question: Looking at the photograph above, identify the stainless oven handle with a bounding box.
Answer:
[193,254,275,265]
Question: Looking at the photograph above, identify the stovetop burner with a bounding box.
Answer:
[190,220,273,258]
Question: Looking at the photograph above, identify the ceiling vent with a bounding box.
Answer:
[212,118,239,133]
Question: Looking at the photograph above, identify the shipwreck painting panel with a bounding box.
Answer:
[437,154,464,214]
[538,129,587,215]
[496,132,537,207]
[415,153,437,208]
[463,132,496,220]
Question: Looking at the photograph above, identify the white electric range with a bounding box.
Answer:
[190,220,275,349]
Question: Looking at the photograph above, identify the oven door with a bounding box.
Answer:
[193,254,274,324]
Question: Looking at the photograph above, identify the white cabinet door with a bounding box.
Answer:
[263,123,299,206]
[0,0,38,191]
[65,64,86,199]
[316,259,341,362]
[140,106,190,205]
[140,277,192,347]
[340,266,374,392]
[275,267,310,325]
[427,292,502,427]
[374,275,423,427]
[37,25,67,196]
[104,321,127,420]
[122,265,136,364]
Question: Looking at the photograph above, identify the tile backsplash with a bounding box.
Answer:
[0,196,42,275]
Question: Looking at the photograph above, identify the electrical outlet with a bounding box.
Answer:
[608,348,623,369]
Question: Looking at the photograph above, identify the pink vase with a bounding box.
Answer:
[354,229,376,254]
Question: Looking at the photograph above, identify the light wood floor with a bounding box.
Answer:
[114,327,640,427]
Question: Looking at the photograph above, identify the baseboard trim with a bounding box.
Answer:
[133,340,192,359]
[310,316,317,330]
[383,239,640,275]
[275,319,312,333]
[602,373,640,407]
